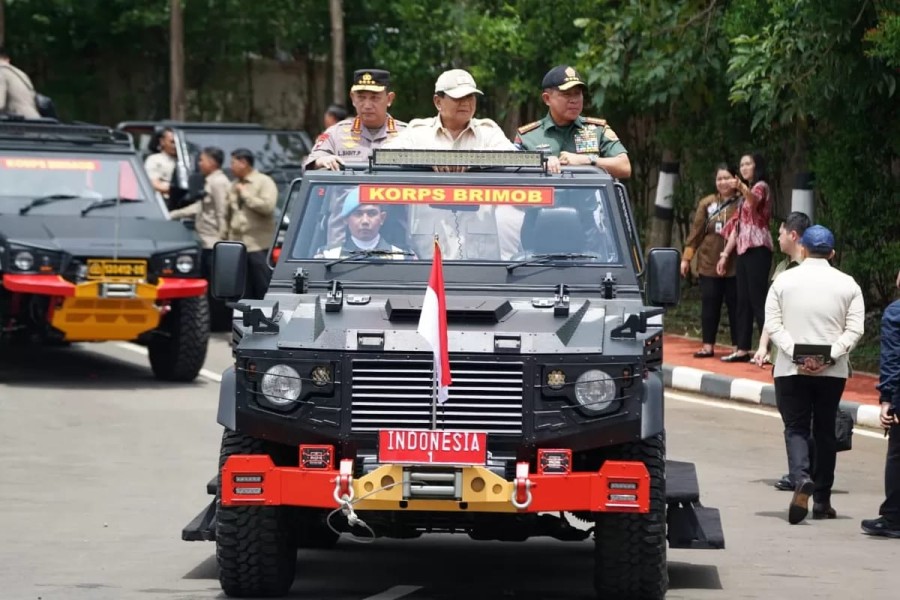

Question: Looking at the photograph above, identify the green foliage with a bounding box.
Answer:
[3,0,897,310]
[865,9,900,68]
[727,0,896,130]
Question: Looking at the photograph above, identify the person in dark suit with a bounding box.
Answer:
[861,281,900,538]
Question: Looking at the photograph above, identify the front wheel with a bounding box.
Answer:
[216,430,297,598]
[148,295,209,381]
[593,433,667,600]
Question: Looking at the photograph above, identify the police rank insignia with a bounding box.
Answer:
[574,125,600,154]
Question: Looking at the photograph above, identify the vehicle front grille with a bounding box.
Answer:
[349,358,525,435]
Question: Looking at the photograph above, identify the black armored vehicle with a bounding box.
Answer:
[116,120,313,207]
[0,117,210,381]
[184,150,724,599]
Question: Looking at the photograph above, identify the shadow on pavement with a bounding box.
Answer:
[668,561,723,590]
[182,538,724,598]
[0,344,208,390]
[182,554,217,580]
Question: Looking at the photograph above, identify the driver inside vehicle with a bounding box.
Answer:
[315,188,412,259]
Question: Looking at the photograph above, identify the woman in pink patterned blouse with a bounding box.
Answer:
[715,153,774,362]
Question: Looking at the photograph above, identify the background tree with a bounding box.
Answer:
[3,0,896,307]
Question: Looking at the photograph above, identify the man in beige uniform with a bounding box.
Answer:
[169,146,230,253]
[222,148,279,299]
[383,69,516,260]
[304,69,406,171]
[0,46,40,119]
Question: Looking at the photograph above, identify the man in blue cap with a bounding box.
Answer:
[764,224,865,524]
[315,188,409,259]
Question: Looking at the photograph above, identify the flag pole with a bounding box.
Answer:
[431,234,439,429]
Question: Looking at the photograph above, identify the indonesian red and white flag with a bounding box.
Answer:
[417,240,451,404]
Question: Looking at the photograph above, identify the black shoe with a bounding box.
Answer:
[812,503,837,519]
[774,474,793,491]
[789,479,814,524]
[721,352,752,363]
[861,517,900,538]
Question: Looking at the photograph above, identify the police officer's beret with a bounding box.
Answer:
[541,65,586,91]
[350,69,391,92]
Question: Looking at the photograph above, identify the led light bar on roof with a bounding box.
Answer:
[372,149,544,168]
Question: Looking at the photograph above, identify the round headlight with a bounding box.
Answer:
[14,251,34,271]
[574,370,616,413]
[260,364,302,406]
[175,254,195,274]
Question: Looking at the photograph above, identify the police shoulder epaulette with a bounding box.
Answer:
[583,117,608,127]
[517,121,540,135]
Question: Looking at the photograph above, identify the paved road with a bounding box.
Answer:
[0,336,896,599]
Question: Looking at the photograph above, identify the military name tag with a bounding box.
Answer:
[574,126,600,154]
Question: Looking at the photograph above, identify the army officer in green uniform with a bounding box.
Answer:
[515,65,631,179]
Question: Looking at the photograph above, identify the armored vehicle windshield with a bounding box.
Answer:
[0,152,161,219]
[287,180,625,265]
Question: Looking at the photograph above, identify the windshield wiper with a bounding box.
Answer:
[324,249,414,269]
[18,194,81,215]
[80,197,142,217]
[506,252,600,273]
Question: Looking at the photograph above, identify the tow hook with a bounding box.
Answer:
[510,461,533,510]
[333,458,355,504]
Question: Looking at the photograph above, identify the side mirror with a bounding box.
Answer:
[212,241,247,301]
[646,248,680,307]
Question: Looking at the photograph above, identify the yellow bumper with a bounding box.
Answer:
[351,465,519,513]
[52,292,162,341]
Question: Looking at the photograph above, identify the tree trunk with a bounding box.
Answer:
[648,149,678,250]
[169,0,186,120]
[329,0,345,105]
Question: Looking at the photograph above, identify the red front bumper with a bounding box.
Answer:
[221,455,650,514]
[2,274,207,299]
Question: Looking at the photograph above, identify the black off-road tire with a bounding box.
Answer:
[593,433,667,600]
[148,294,209,381]
[216,430,297,598]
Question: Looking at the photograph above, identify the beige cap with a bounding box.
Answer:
[434,69,483,99]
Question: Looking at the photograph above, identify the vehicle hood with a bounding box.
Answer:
[236,291,651,356]
[0,215,199,256]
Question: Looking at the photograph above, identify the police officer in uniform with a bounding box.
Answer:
[515,65,631,179]
[304,69,406,171]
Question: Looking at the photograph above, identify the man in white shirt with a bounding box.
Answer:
[144,128,177,204]
[0,46,40,119]
[384,69,515,260]
[383,69,515,153]
[764,225,864,524]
